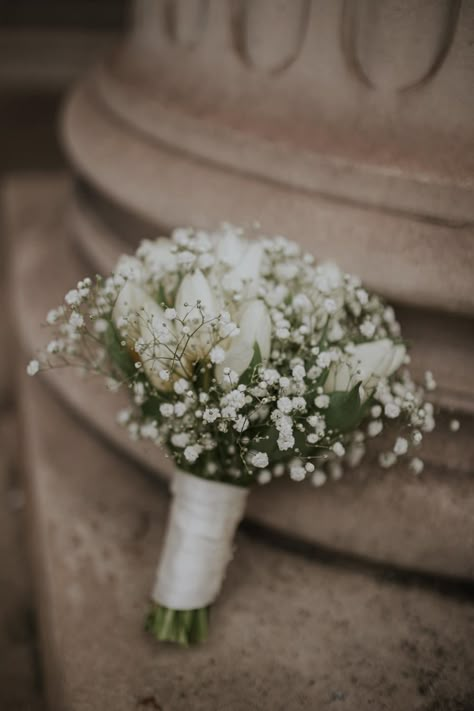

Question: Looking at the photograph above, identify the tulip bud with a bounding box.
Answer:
[113,282,182,391]
[325,339,406,397]
[324,360,353,393]
[215,300,272,384]
[112,282,148,341]
[175,270,220,360]
[138,300,178,392]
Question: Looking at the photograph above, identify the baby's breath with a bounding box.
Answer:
[28,226,437,484]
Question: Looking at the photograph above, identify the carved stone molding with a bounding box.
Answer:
[232,0,310,73]
[342,0,461,91]
[61,0,474,240]
[62,78,474,316]
[165,0,209,49]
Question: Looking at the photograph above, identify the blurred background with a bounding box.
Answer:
[1,3,127,709]
[1,1,473,710]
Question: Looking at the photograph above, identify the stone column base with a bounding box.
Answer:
[4,173,474,580]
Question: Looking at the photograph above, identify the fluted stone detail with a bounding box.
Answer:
[132,0,167,45]
[165,0,209,48]
[232,0,310,73]
[342,0,461,91]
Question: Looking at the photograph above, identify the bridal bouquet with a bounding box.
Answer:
[28,225,436,645]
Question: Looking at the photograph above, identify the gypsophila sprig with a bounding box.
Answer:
[28,226,437,483]
[28,224,439,646]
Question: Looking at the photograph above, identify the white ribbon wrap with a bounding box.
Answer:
[152,470,249,610]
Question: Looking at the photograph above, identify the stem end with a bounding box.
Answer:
[146,603,210,646]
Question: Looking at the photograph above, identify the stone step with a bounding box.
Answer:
[5,173,474,581]
[20,375,474,711]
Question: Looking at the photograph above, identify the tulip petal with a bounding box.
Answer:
[387,344,406,376]
[215,299,271,384]
[215,341,254,384]
[325,339,406,396]
[112,282,149,340]
[175,269,219,321]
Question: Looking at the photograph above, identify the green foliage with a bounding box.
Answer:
[325,382,367,433]
[248,422,279,458]
[156,283,170,308]
[317,319,330,349]
[239,341,263,386]
[103,322,136,378]
[141,395,162,420]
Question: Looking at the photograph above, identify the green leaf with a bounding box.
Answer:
[156,283,169,308]
[317,319,330,349]
[316,367,330,388]
[103,322,136,377]
[325,382,364,433]
[247,423,279,458]
[239,341,263,386]
[141,395,161,419]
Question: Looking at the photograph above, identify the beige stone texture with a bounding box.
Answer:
[58,0,474,316]
[0,409,44,710]
[21,375,474,711]
[63,79,474,317]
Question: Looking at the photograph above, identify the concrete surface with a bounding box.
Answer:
[21,375,474,711]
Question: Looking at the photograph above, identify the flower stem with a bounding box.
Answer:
[146,603,209,646]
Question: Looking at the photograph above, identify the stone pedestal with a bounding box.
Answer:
[3,1,474,707]
[5,176,474,580]
[18,0,474,557]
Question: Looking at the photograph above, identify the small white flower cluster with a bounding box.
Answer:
[28,226,441,486]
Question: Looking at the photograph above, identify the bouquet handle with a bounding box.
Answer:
[147,470,248,645]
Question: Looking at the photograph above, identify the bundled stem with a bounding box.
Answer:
[146,603,209,646]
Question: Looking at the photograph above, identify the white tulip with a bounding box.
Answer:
[224,242,264,297]
[175,270,220,359]
[113,282,184,391]
[138,301,180,392]
[112,282,149,340]
[175,269,219,320]
[325,339,406,396]
[215,300,272,384]
[324,360,354,393]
